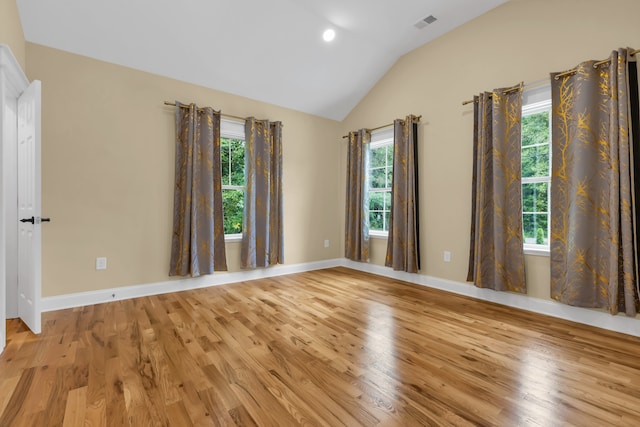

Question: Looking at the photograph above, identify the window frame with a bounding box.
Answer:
[521,89,552,256]
[220,118,246,241]
[367,127,394,238]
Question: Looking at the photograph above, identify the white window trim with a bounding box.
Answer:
[523,245,550,257]
[221,118,246,240]
[225,233,243,242]
[522,92,551,255]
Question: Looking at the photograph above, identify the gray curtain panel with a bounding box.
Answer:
[241,117,284,269]
[345,129,370,262]
[550,48,639,316]
[467,88,526,293]
[170,103,228,276]
[385,115,421,273]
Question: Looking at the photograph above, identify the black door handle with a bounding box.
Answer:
[20,217,50,224]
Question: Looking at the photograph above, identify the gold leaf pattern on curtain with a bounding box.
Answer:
[169,103,227,276]
[241,117,284,269]
[345,130,370,262]
[386,115,420,273]
[550,48,639,316]
[467,87,526,293]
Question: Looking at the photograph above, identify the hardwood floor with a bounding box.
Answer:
[2,267,640,426]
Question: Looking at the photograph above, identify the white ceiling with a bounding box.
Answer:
[16,0,507,121]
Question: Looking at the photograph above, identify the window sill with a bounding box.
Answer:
[524,245,549,257]
[369,231,388,239]
[225,234,242,242]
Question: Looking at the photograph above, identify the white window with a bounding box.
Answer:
[220,119,245,240]
[367,127,394,236]
[521,86,551,254]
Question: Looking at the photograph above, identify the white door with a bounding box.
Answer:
[17,80,41,334]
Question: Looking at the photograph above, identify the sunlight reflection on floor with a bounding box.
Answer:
[517,346,559,424]
[363,302,398,397]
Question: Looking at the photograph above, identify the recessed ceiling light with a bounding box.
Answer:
[323,29,336,42]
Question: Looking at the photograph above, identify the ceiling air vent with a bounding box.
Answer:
[414,15,438,30]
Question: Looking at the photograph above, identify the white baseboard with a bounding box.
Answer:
[41,257,640,338]
[41,258,343,312]
[342,259,640,338]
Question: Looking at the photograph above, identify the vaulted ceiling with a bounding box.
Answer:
[16,0,507,120]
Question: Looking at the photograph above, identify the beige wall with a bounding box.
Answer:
[26,43,342,297]
[0,0,26,69]
[340,0,640,301]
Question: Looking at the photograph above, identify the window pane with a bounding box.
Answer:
[222,189,244,234]
[534,182,548,212]
[522,111,549,147]
[386,145,393,167]
[221,139,230,185]
[370,168,386,189]
[229,139,245,186]
[523,213,549,245]
[369,192,384,210]
[523,213,535,240]
[370,211,384,231]
[522,183,535,213]
[386,166,393,188]
[522,144,549,178]
[522,182,548,213]
[370,146,386,168]
[535,214,548,245]
[369,190,392,232]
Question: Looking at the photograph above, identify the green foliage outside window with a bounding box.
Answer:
[522,112,549,147]
[521,110,550,245]
[522,182,548,213]
[222,189,244,234]
[221,138,245,234]
[368,144,393,232]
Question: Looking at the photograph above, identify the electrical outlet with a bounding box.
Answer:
[324,239,330,248]
[96,257,107,270]
[443,251,451,263]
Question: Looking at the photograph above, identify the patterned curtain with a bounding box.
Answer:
[241,117,284,269]
[385,115,421,273]
[467,87,526,293]
[345,129,370,262]
[550,48,639,316]
[170,103,227,276]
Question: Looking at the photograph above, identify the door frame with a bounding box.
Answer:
[0,44,31,353]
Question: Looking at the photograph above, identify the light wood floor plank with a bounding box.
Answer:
[3,267,640,426]
[62,386,87,427]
